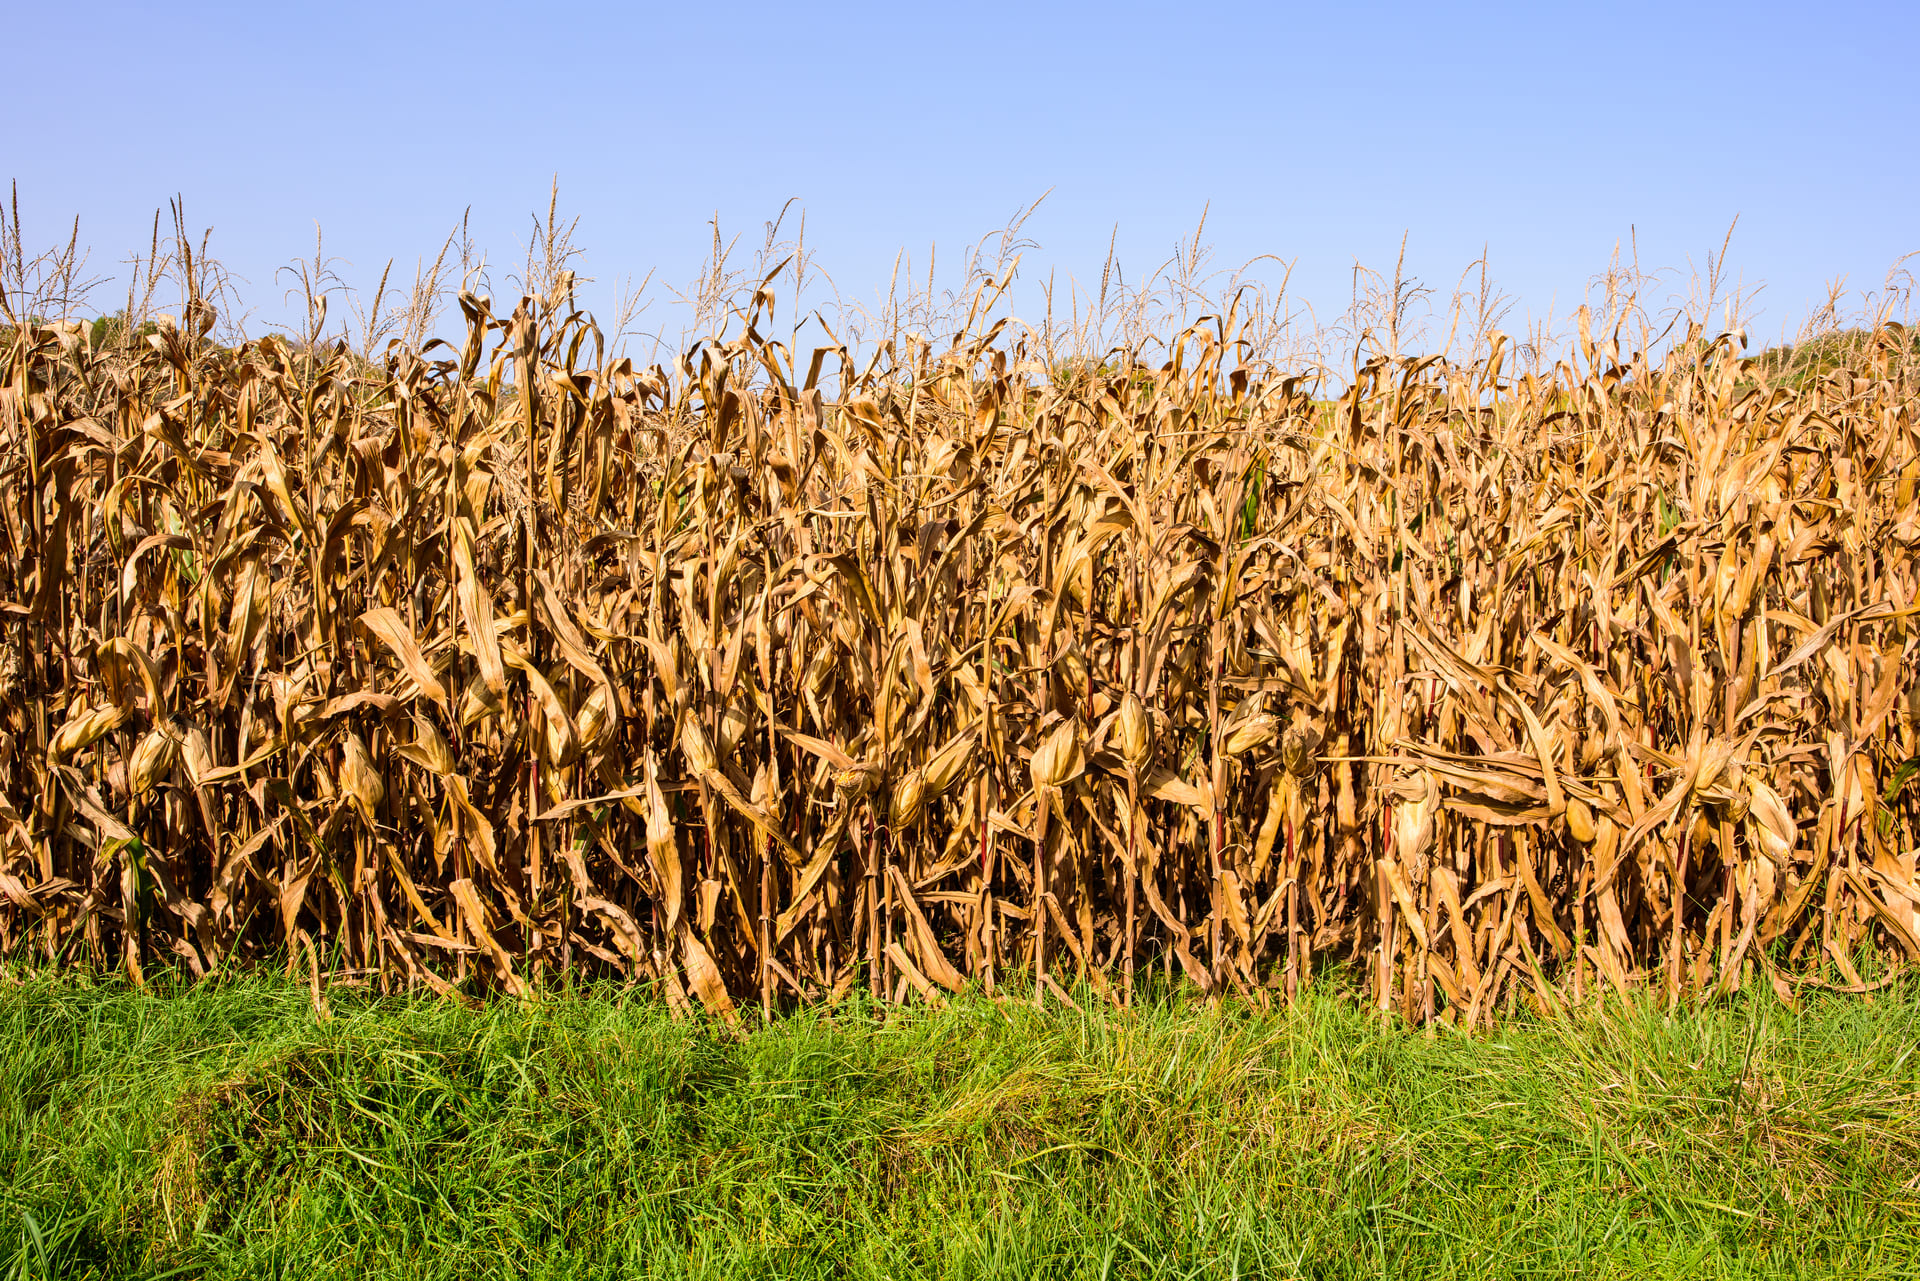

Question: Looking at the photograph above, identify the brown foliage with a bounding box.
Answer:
[2,296,1917,1024]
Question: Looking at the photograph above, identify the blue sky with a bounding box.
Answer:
[8,0,1916,352]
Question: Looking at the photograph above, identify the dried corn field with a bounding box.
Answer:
[3,288,1919,1026]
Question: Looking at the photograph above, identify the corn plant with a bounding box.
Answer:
[1,286,1916,1025]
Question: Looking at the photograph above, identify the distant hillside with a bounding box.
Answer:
[1754,325,1920,385]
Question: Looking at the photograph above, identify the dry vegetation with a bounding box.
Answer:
[2,210,1920,1026]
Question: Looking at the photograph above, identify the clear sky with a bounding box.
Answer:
[8,0,1916,353]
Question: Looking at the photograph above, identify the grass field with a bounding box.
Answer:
[5,973,1920,1279]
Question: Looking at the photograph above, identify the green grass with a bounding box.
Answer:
[1753,327,1920,386]
[4,973,1920,1280]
